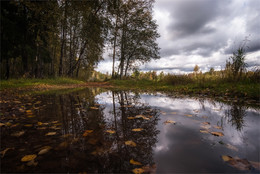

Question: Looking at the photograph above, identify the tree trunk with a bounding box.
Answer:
[112,14,118,79]
[5,59,10,80]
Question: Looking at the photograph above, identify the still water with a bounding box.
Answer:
[1,88,259,173]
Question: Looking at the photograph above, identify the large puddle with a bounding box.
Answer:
[1,88,259,173]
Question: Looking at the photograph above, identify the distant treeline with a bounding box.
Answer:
[1,0,159,80]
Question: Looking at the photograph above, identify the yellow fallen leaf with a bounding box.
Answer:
[171,112,177,114]
[106,130,115,134]
[132,128,143,132]
[130,159,142,165]
[164,120,176,125]
[37,122,43,126]
[26,110,32,113]
[125,140,137,147]
[202,122,210,125]
[51,121,58,124]
[6,122,12,126]
[127,117,136,120]
[161,111,166,115]
[26,160,38,166]
[27,115,35,118]
[24,124,33,127]
[136,115,150,120]
[184,114,192,117]
[21,154,37,162]
[213,125,222,129]
[200,124,211,129]
[90,107,99,110]
[211,132,224,136]
[225,144,238,151]
[0,123,5,127]
[132,168,144,174]
[222,155,232,162]
[83,130,93,136]
[38,146,52,155]
[45,132,56,136]
[200,129,209,133]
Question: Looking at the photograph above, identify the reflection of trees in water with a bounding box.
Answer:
[225,103,246,131]
[56,89,159,173]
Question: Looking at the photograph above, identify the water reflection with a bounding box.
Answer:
[1,89,259,173]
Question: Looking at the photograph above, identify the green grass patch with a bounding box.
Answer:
[0,77,85,89]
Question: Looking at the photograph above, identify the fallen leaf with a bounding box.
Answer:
[160,111,166,115]
[127,117,136,120]
[200,129,209,133]
[106,130,115,134]
[1,148,14,158]
[222,155,252,171]
[226,144,238,151]
[200,124,211,129]
[211,132,224,136]
[45,132,56,136]
[26,160,38,166]
[250,161,260,170]
[38,146,52,155]
[202,122,210,125]
[184,114,192,117]
[83,130,93,136]
[222,155,232,162]
[193,109,199,113]
[163,120,176,125]
[136,115,150,120]
[37,122,43,126]
[0,123,5,127]
[21,154,37,162]
[6,122,12,126]
[51,121,58,124]
[24,124,33,127]
[130,159,142,165]
[132,128,143,132]
[213,125,222,130]
[132,168,144,174]
[26,110,32,113]
[11,131,25,137]
[171,112,177,114]
[125,140,137,147]
[90,107,98,110]
[202,116,208,119]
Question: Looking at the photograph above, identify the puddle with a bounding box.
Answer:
[1,88,259,173]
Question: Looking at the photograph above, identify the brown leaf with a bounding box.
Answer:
[106,130,115,134]
[11,131,25,137]
[184,114,192,117]
[163,120,176,125]
[26,160,38,166]
[211,132,224,136]
[225,144,238,151]
[202,122,210,125]
[83,130,93,137]
[127,117,136,120]
[200,129,209,133]
[90,107,99,110]
[38,146,52,155]
[1,148,14,158]
[45,132,56,136]
[0,123,5,127]
[130,159,142,165]
[213,125,222,129]
[21,154,37,162]
[125,140,136,147]
[132,168,144,174]
[250,161,260,170]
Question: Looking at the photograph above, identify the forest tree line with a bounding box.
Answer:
[1,0,159,80]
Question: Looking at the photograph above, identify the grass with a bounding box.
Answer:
[109,79,260,100]
[0,77,85,89]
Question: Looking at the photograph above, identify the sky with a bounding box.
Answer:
[97,0,260,74]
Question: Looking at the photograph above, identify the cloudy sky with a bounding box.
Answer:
[97,0,260,74]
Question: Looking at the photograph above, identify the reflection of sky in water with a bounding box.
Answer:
[96,91,260,173]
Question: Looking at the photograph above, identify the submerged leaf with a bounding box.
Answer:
[132,128,143,132]
[163,120,176,125]
[38,146,52,155]
[21,154,37,162]
[132,168,144,174]
[45,132,56,136]
[211,132,224,136]
[106,130,115,134]
[11,131,25,137]
[130,159,142,165]
[83,130,93,137]
[125,140,136,147]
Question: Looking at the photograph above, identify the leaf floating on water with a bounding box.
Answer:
[184,114,192,117]
[211,132,224,136]
[160,111,166,115]
[26,160,38,166]
[193,109,199,113]
[202,122,210,125]
[0,123,5,127]
[90,107,99,110]
[21,154,37,162]
[106,130,115,134]
[37,122,43,126]
[202,116,208,119]
[51,121,58,124]
[200,129,209,133]
[222,155,232,162]
[250,161,260,170]
[1,148,14,158]
[132,168,144,174]
[130,159,142,165]
[127,117,136,120]
[136,115,150,120]
[38,146,52,155]
[11,131,25,137]
[171,112,177,114]
[225,144,238,151]
[45,132,56,136]
[132,128,143,132]
[83,130,93,137]
[24,124,33,127]
[213,125,222,130]
[125,140,137,147]
[163,120,176,125]
[200,124,211,129]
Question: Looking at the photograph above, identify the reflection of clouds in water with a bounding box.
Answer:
[95,91,259,159]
